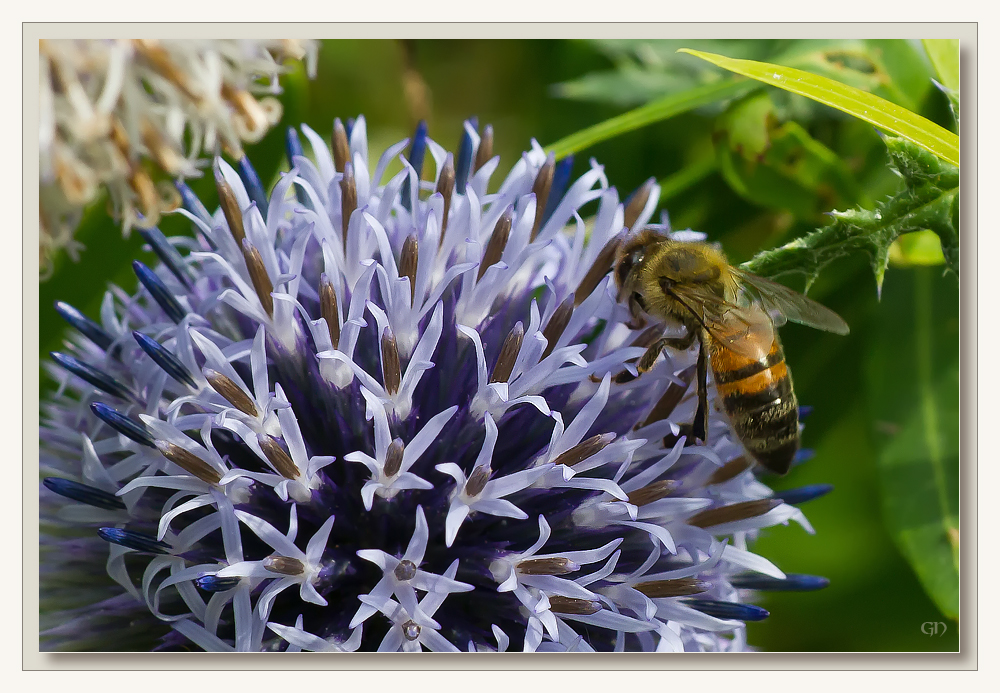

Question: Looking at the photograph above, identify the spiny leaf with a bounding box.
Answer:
[678,48,959,166]
[741,136,958,293]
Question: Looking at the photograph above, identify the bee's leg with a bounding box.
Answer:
[604,329,696,384]
[623,293,648,330]
[692,336,709,442]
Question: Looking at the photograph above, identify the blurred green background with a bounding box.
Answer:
[39,39,960,652]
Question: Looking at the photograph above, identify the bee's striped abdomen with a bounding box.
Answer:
[710,336,799,475]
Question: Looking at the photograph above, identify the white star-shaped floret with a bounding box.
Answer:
[321,300,445,420]
[118,417,252,540]
[350,506,473,628]
[358,558,466,652]
[595,541,727,652]
[267,614,363,653]
[345,387,457,509]
[218,382,336,503]
[488,515,629,645]
[188,326,283,438]
[214,505,335,636]
[188,159,308,351]
[434,411,553,546]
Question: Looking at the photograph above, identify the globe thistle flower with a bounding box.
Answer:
[40,116,832,652]
[39,38,318,278]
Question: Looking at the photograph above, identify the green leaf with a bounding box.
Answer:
[678,48,959,166]
[713,92,863,221]
[867,267,959,620]
[741,136,958,293]
[551,67,701,107]
[863,39,933,114]
[546,78,752,158]
[922,39,960,93]
[717,91,775,161]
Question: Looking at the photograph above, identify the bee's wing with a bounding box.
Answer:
[703,301,775,361]
[733,269,850,335]
[671,282,775,360]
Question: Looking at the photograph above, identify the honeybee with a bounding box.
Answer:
[611,229,849,475]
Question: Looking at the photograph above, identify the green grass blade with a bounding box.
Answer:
[922,39,960,92]
[678,49,959,166]
[545,78,750,158]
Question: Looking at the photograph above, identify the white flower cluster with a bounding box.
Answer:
[39,38,317,277]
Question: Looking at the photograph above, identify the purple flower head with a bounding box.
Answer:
[40,117,827,652]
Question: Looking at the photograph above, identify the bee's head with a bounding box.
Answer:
[613,228,666,294]
[615,229,663,289]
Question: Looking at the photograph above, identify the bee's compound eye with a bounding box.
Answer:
[614,257,634,288]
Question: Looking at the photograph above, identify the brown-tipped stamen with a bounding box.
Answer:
[436,153,455,246]
[319,274,341,350]
[707,456,753,486]
[109,118,131,159]
[215,166,246,246]
[478,207,513,280]
[340,162,357,252]
[490,322,524,384]
[687,499,783,529]
[637,365,697,430]
[516,557,580,576]
[548,596,603,615]
[530,152,555,242]
[465,466,490,497]
[332,117,350,173]
[241,238,274,318]
[541,295,574,360]
[381,327,401,396]
[220,82,268,139]
[394,559,417,581]
[400,235,419,304]
[623,177,656,231]
[384,437,405,477]
[475,124,494,173]
[552,433,616,468]
[155,441,221,485]
[258,434,299,480]
[133,39,200,102]
[634,577,710,598]
[575,235,623,306]
[140,118,182,176]
[263,556,305,576]
[130,168,160,222]
[625,479,679,506]
[204,368,258,417]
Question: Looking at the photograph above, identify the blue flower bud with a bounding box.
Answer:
[90,403,155,447]
[54,301,114,352]
[43,477,126,510]
[683,599,770,622]
[132,261,186,324]
[132,331,197,388]
[98,528,171,554]
[775,484,834,505]
[730,573,830,592]
[50,352,134,401]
